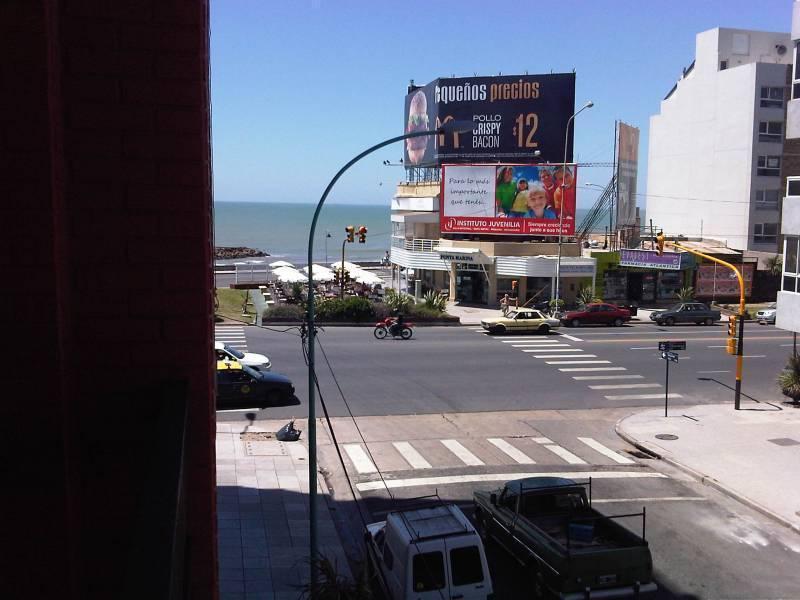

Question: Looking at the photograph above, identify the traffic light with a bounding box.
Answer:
[656,231,665,256]
[358,225,368,243]
[726,338,737,355]
[728,315,737,338]
[345,225,355,243]
[511,280,518,291]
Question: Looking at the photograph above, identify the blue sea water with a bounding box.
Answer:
[213,201,631,266]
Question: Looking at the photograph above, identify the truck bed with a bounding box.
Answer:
[523,509,643,552]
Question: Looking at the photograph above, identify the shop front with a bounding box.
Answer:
[595,248,694,305]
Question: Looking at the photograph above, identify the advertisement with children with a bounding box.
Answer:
[440,163,577,236]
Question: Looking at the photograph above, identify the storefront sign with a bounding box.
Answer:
[440,163,577,236]
[559,264,595,275]
[619,249,681,270]
[436,248,492,264]
[695,263,754,297]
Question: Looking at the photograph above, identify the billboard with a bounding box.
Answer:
[616,122,639,227]
[440,163,577,236]
[695,263,754,298]
[403,74,576,167]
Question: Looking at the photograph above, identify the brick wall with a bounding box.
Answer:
[1,1,216,598]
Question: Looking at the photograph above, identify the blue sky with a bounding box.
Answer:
[211,0,791,209]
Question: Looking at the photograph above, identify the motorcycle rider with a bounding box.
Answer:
[390,311,405,337]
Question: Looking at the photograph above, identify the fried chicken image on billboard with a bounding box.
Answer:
[405,90,430,165]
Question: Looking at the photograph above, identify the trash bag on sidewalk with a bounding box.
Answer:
[276,419,301,442]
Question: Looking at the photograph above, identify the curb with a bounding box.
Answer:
[614,417,800,536]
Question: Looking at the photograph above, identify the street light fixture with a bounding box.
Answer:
[554,100,594,307]
[305,119,473,588]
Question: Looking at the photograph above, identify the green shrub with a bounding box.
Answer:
[315,296,375,321]
[422,290,447,312]
[778,355,800,402]
[408,304,443,319]
[385,288,412,312]
[263,304,305,319]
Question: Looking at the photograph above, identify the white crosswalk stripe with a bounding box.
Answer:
[343,444,378,474]
[392,442,432,469]
[605,393,684,401]
[588,383,661,390]
[487,438,535,464]
[577,437,635,464]
[512,343,571,348]
[533,353,597,359]
[533,437,587,465]
[500,339,561,343]
[572,374,644,380]
[559,366,626,372]
[546,359,610,365]
[441,439,484,466]
[215,326,248,350]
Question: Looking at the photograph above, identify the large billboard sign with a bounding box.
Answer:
[440,163,577,236]
[616,122,639,227]
[404,73,576,167]
[695,263,754,297]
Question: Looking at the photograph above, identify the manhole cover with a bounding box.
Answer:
[245,440,288,456]
[655,434,679,441]
[240,432,275,441]
[767,438,800,447]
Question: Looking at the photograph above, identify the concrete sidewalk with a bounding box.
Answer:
[616,401,800,534]
[216,419,351,600]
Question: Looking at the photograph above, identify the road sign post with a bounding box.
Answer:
[660,348,680,417]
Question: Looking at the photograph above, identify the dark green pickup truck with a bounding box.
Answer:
[474,477,656,599]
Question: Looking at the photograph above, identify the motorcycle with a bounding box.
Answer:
[373,317,414,340]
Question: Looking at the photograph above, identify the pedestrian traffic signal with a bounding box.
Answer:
[345,225,355,243]
[357,225,367,243]
[656,231,665,256]
[726,338,737,355]
[728,315,737,338]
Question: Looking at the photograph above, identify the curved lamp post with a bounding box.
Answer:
[554,100,593,307]
[305,120,473,587]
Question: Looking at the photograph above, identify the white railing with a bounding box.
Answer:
[391,237,441,252]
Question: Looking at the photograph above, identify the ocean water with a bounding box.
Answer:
[213,201,633,266]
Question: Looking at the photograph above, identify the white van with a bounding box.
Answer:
[365,504,493,600]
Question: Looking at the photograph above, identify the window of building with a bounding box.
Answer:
[758,121,783,142]
[787,177,800,196]
[795,43,800,99]
[753,222,778,244]
[757,155,781,176]
[760,86,785,108]
[755,189,779,209]
[783,237,800,293]
[720,60,728,71]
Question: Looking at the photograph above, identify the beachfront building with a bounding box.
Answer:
[389,181,596,306]
[647,27,791,252]
[777,1,800,334]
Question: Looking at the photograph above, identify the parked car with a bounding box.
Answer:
[481,308,561,334]
[214,341,271,370]
[365,503,493,600]
[561,303,631,327]
[216,360,293,409]
[649,302,721,326]
[474,477,656,599]
[756,303,777,324]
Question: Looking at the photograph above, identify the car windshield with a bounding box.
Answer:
[506,311,519,319]
[225,344,245,359]
[669,304,683,312]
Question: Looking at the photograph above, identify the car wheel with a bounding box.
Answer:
[571,319,581,328]
[656,320,663,326]
[538,324,550,335]
[665,317,675,326]
[613,317,623,327]
[492,325,506,335]
[704,317,713,326]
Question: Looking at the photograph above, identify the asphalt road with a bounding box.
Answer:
[216,321,794,421]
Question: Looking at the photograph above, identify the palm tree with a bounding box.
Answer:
[766,254,782,276]
[778,355,800,404]
[675,286,695,302]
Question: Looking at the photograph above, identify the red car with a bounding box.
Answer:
[561,303,631,327]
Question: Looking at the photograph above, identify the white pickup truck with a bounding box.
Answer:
[364,503,493,600]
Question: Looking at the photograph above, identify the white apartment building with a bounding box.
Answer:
[647,27,791,252]
[777,2,800,334]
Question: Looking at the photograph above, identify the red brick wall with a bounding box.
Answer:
[1,1,216,598]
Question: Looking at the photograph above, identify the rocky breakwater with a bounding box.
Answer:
[215,246,269,260]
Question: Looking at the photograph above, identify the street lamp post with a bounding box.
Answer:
[305,120,472,589]
[554,101,594,307]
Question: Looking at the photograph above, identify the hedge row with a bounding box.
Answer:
[262,298,457,323]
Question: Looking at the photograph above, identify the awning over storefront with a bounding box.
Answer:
[495,255,596,278]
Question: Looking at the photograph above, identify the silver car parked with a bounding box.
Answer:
[756,303,777,324]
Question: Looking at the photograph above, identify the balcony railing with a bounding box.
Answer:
[391,236,441,252]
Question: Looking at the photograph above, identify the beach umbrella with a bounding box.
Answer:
[330,260,361,272]
[350,269,384,285]
[301,264,335,282]
[269,260,294,268]
[272,267,307,283]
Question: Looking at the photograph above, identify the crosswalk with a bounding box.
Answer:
[472,328,682,402]
[215,325,248,351]
[342,435,635,475]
